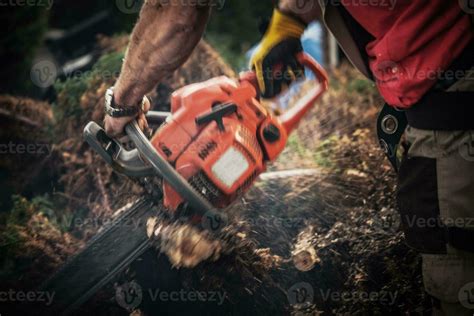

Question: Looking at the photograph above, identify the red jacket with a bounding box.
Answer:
[342,1,472,108]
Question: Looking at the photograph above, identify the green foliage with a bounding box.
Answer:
[0,196,49,277]
[0,224,21,278]
[0,195,69,272]
[206,34,249,69]
[312,135,339,170]
[53,76,88,121]
[7,195,35,226]
[0,196,33,274]
[347,78,376,95]
[88,50,125,84]
[287,132,340,171]
[205,1,273,69]
[53,51,125,122]
[288,133,309,158]
[33,195,74,233]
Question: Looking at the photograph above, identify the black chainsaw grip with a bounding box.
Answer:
[83,122,119,165]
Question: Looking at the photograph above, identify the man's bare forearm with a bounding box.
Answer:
[279,0,322,24]
[114,1,211,106]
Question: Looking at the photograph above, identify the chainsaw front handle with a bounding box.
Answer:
[240,52,329,134]
[279,53,329,133]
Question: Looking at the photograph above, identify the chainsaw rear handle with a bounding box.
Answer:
[83,111,171,178]
[83,121,153,177]
[241,52,329,134]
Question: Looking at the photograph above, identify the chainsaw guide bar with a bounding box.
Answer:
[40,198,158,315]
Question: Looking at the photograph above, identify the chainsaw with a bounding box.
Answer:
[41,53,328,314]
[85,52,328,221]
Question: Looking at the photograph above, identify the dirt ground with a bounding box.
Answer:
[0,35,430,315]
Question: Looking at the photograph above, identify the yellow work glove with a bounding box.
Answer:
[250,9,306,98]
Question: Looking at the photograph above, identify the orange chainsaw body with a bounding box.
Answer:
[151,76,287,210]
[150,54,328,211]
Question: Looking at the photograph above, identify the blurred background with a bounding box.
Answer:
[0,0,331,99]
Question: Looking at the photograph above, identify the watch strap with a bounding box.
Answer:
[105,87,142,118]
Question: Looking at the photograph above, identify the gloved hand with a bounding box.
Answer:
[250,9,306,98]
[104,95,151,137]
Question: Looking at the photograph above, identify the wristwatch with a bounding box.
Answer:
[104,87,144,118]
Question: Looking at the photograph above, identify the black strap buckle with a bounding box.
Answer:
[376,103,408,172]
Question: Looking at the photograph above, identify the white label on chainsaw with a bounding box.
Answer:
[211,146,249,188]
